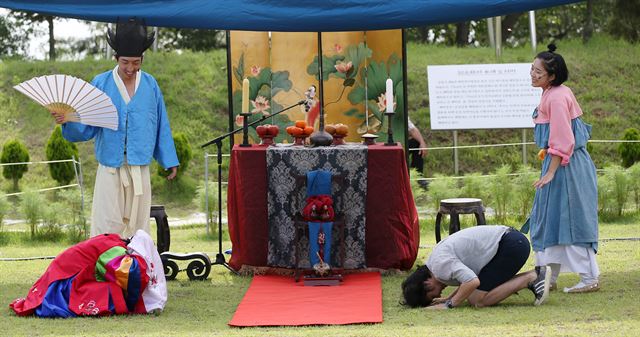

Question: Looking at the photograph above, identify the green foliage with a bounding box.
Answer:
[609,0,640,43]
[20,190,43,238]
[36,202,66,242]
[618,128,640,168]
[628,163,640,212]
[194,180,228,234]
[158,132,192,179]
[57,188,88,243]
[408,169,429,208]
[0,195,9,232]
[45,125,79,185]
[606,165,630,216]
[488,165,514,222]
[597,169,614,216]
[425,174,458,211]
[512,166,538,220]
[151,173,197,207]
[461,172,488,201]
[0,15,29,58]
[159,28,225,51]
[1,139,30,191]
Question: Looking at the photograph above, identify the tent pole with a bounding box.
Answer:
[495,16,502,58]
[487,17,495,48]
[529,10,537,54]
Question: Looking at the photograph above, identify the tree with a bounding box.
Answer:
[609,0,640,43]
[619,128,640,168]
[455,22,470,47]
[0,14,28,58]
[583,0,594,43]
[157,132,192,179]
[1,139,30,192]
[158,28,225,52]
[10,11,61,60]
[46,125,79,185]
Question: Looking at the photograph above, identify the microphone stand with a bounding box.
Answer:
[198,100,306,276]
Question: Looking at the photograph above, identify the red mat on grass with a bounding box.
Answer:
[229,272,382,327]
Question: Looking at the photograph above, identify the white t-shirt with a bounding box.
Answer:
[426,225,509,286]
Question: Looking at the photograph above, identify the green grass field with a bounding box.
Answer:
[1,220,638,337]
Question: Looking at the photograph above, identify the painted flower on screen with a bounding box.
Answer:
[334,43,343,53]
[376,93,396,112]
[251,65,261,76]
[251,95,271,115]
[334,61,353,74]
[235,114,244,127]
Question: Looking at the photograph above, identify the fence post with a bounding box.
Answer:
[453,130,459,175]
[522,129,527,166]
[72,155,87,238]
[204,152,210,235]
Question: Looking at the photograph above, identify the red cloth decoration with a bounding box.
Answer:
[227,144,419,271]
[301,194,334,222]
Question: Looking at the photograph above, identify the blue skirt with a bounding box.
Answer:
[528,117,599,252]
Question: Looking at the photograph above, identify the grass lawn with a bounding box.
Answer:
[1,221,639,337]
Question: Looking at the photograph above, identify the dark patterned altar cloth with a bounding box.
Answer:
[266,144,367,269]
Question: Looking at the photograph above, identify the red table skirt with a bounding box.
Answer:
[227,143,420,271]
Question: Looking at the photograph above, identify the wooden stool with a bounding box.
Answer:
[435,198,486,243]
[150,205,171,253]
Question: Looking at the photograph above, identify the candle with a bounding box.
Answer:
[385,78,393,113]
[242,78,250,113]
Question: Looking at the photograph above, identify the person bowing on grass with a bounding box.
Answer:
[401,225,550,309]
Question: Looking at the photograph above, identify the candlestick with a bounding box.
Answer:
[385,78,395,146]
[385,78,393,113]
[242,78,250,113]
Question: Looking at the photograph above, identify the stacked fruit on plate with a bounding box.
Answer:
[325,123,348,145]
[286,120,314,137]
[255,124,279,145]
[286,120,314,145]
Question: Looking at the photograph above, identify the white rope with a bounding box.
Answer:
[2,184,78,197]
[0,158,77,167]
[205,153,231,158]
[412,168,609,182]
[408,139,640,152]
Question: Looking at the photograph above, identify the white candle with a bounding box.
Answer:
[385,78,393,113]
[242,78,250,113]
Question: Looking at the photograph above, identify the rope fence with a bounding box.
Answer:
[407,139,640,152]
[407,139,640,181]
[0,158,83,198]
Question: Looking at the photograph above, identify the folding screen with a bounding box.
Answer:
[228,30,407,145]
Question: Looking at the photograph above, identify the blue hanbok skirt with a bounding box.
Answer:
[528,116,599,253]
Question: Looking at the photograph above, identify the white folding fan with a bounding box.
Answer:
[14,74,119,131]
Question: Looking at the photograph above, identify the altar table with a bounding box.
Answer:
[227,143,419,271]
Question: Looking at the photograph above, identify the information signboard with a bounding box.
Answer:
[427,63,541,130]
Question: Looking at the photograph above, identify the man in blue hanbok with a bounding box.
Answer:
[51,18,179,237]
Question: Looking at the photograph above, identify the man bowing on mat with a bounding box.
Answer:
[51,18,179,237]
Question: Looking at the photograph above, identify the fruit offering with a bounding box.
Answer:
[256,124,280,137]
[286,120,314,137]
[325,123,348,136]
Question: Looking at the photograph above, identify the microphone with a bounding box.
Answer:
[304,85,317,112]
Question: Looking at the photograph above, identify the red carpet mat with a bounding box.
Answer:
[229,272,382,327]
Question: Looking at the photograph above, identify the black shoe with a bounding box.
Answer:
[528,266,551,306]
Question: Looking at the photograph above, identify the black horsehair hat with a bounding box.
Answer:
[106,18,155,57]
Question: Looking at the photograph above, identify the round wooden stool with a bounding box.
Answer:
[435,198,486,243]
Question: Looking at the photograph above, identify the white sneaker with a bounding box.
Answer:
[563,282,600,293]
